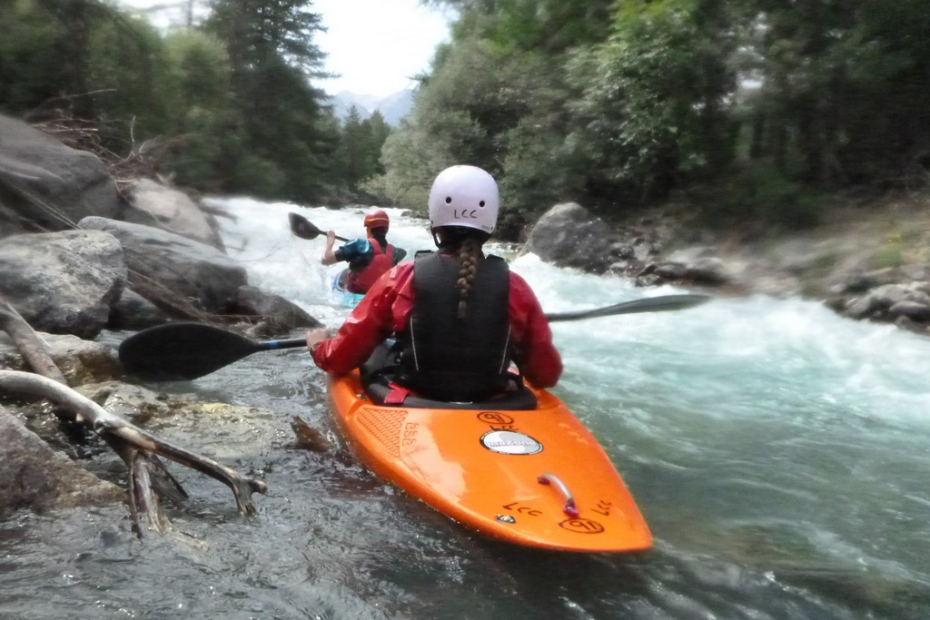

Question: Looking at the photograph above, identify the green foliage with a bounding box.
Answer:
[400,0,930,235]
[85,15,170,141]
[371,118,438,210]
[387,0,739,227]
[203,0,338,201]
[698,163,825,231]
[565,0,737,202]
[0,0,68,114]
[871,243,904,270]
[149,31,234,189]
[0,0,137,121]
[736,0,930,186]
[0,0,353,203]
[334,108,393,195]
[4,0,928,220]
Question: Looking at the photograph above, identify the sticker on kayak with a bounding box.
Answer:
[480,430,543,455]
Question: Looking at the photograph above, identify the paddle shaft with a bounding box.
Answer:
[261,338,308,350]
[544,293,709,322]
[119,294,709,381]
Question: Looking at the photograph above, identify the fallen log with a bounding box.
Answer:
[0,297,67,386]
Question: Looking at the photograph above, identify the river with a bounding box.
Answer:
[2,197,929,619]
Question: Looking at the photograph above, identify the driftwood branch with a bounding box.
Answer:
[0,371,268,521]
[0,297,68,386]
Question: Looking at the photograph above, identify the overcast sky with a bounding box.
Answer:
[312,0,452,98]
[115,0,453,99]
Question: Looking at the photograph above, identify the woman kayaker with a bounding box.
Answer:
[321,209,407,294]
[306,165,562,403]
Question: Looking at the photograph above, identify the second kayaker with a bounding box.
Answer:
[320,209,407,294]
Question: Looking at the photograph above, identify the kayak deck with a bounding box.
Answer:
[328,371,652,553]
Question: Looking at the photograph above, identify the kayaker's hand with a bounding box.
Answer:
[306,327,330,352]
[325,230,336,248]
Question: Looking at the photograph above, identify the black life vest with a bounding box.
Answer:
[396,251,512,402]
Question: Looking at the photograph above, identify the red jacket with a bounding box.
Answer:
[312,260,563,388]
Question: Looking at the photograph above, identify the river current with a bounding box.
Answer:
[2,197,929,619]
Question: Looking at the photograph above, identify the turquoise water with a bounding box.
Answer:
[1,198,929,619]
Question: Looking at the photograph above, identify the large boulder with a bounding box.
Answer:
[0,114,121,236]
[0,230,126,339]
[229,285,323,336]
[79,216,247,316]
[124,179,225,250]
[521,203,614,273]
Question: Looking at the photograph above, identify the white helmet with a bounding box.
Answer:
[427,165,499,234]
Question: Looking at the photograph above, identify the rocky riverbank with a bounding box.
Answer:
[522,196,930,337]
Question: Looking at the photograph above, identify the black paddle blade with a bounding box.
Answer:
[119,323,264,381]
[289,212,322,240]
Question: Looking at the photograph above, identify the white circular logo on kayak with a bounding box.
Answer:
[480,430,543,455]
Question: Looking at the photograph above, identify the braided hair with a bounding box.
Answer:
[435,227,490,320]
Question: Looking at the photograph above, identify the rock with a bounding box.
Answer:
[0,114,121,237]
[124,179,225,250]
[889,300,930,322]
[654,262,688,280]
[79,216,248,316]
[0,332,122,386]
[0,404,124,518]
[76,381,175,426]
[521,203,614,273]
[651,247,731,286]
[229,285,322,335]
[107,288,171,331]
[843,295,880,320]
[0,230,126,339]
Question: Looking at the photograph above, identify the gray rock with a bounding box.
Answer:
[108,288,170,331]
[0,230,126,339]
[230,285,322,335]
[124,179,225,250]
[843,295,880,320]
[79,216,247,316]
[0,114,121,236]
[889,300,930,322]
[521,203,613,273]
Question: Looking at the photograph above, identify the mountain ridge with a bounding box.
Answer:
[327,89,414,126]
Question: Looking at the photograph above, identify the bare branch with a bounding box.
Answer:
[0,296,68,386]
[0,371,268,517]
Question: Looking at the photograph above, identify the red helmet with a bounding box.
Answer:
[364,209,389,232]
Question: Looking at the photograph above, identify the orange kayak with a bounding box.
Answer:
[327,370,652,553]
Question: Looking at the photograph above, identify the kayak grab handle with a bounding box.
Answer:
[537,473,579,518]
